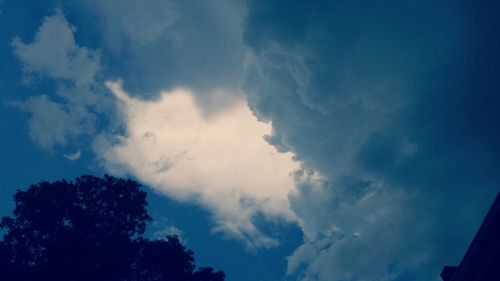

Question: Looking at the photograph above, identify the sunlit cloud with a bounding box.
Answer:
[98,81,299,248]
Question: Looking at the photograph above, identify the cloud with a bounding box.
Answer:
[96,81,299,249]
[11,11,109,151]
[151,217,187,244]
[80,0,246,96]
[241,0,500,280]
[12,10,100,86]
[12,96,94,151]
[10,5,298,250]
[11,3,500,280]
[14,92,97,150]
[82,0,178,50]
[63,150,82,161]
[286,176,437,281]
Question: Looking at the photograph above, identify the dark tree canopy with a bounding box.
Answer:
[0,175,224,281]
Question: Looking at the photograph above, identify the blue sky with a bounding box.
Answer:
[1,1,500,280]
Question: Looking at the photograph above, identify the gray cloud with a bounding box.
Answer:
[63,150,82,161]
[11,2,500,279]
[14,95,94,151]
[151,217,187,244]
[97,82,298,249]
[12,10,100,86]
[11,11,110,151]
[82,0,179,51]
[242,0,500,280]
[79,0,246,98]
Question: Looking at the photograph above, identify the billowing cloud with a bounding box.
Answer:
[80,0,246,96]
[82,0,178,50]
[286,176,439,281]
[9,6,300,250]
[96,81,299,249]
[10,2,500,280]
[242,0,500,280]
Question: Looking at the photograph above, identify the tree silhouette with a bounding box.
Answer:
[0,175,224,281]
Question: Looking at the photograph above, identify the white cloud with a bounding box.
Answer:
[97,81,299,249]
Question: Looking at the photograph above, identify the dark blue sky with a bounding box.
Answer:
[1,1,500,280]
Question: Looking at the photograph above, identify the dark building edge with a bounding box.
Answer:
[441,192,500,281]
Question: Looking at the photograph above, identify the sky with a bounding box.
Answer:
[1,0,500,280]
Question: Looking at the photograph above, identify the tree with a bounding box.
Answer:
[0,175,225,281]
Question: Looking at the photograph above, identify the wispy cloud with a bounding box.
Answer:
[151,217,187,244]
[63,150,81,161]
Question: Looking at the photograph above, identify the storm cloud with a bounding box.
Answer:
[241,0,500,280]
[6,1,500,280]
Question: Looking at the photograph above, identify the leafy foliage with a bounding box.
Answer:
[0,175,224,281]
